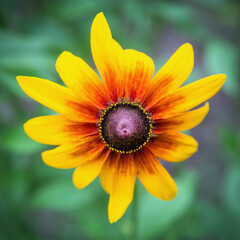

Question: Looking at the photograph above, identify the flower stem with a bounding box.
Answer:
[131,181,139,240]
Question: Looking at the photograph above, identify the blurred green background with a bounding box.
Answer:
[0,0,239,239]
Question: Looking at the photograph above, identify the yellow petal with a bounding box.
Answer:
[144,43,194,108]
[124,49,155,102]
[108,154,137,223]
[152,74,226,119]
[73,148,110,189]
[56,51,108,108]
[17,76,99,123]
[41,136,105,169]
[147,133,198,162]
[135,148,177,200]
[91,12,124,102]
[24,115,98,145]
[154,102,209,134]
[99,152,120,194]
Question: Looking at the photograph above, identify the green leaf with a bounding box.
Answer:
[220,127,240,163]
[138,171,197,239]
[222,166,240,216]
[0,126,44,154]
[152,2,194,25]
[204,39,238,97]
[49,0,102,20]
[30,180,96,211]
[0,71,24,97]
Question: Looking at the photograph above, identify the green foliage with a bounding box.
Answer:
[138,172,197,239]
[30,180,98,212]
[0,0,239,239]
[1,126,44,154]
[204,38,238,98]
[222,166,240,217]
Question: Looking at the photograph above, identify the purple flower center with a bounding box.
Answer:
[108,107,144,138]
[99,102,152,153]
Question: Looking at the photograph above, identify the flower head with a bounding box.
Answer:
[17,12,226,223]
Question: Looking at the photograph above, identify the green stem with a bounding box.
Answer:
[131,181,139,240]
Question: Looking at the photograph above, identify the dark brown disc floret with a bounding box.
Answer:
[98,101,153,154]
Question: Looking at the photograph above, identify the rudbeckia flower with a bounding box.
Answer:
[17,12,226,223]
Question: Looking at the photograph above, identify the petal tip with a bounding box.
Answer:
[213,73,227,89]
[179,43,193,54]
[16,75,21,82]
[23,120,31,136]
[221,73,227,81]
[41,151,49,166]
[216,73,227,81]
[16,75,26,85]
[95,12,105,18]
[108,218,115,224]
[55,51,72,70]
[72,176,82,190]
[108,213,115,224]
[204,102,210,113]
[164,183,178,201]
[184,43,194,59]
[41,150,56,168]
[16,76,33,92]
[93,12,106,23]
[171,188,178,200]
[58,51,72,58]
[108,205,120,224]
[183,42,193,48]
[72,168,86,190]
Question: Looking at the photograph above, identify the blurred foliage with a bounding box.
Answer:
[0,0,239,239]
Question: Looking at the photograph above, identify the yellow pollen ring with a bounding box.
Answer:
[98,100,153,154]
